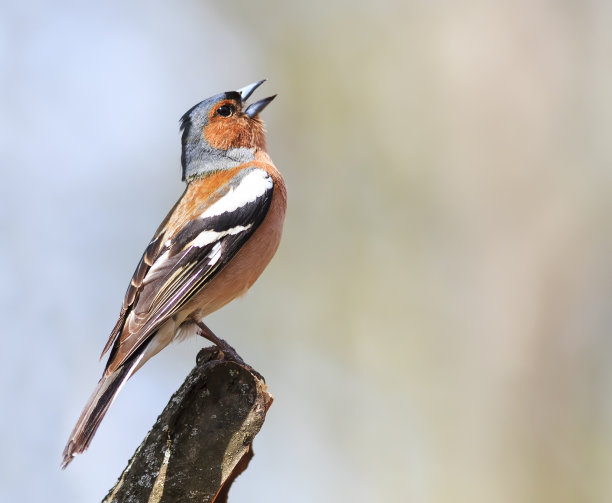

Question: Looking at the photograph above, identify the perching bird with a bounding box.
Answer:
[62,80,286,468]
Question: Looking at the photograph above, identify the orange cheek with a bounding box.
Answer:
[203,116,267,151]
[203,117,248,150]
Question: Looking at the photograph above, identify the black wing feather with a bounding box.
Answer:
[104,167,274,370]
[142,178,273,328]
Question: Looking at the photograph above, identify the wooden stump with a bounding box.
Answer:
[103,347,273,503]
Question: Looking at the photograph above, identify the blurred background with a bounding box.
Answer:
[1,0,611,501]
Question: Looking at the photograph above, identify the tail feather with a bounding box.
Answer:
[61,351,145,469]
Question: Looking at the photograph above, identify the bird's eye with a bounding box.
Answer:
[217,105,234,117]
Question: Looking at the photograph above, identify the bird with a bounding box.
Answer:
[61,80,286,468]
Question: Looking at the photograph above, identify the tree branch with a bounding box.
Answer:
[102,347,273,503]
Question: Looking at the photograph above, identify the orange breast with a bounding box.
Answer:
[182,159,287,319]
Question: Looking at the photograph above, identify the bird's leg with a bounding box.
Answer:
[195,321,265,381]
[195,321,245,365]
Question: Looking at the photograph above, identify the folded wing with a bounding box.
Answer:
[103,167,274,373]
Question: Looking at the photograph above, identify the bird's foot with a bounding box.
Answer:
[195,321,244,364]
[195,321,265,382]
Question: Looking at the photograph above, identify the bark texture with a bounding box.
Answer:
[102,347,273,503]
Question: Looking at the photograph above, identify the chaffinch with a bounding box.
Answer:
[62,80,286,468]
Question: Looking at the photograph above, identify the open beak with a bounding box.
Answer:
[236,80,276,118]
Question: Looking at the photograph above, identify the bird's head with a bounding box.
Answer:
[180,80,276,181]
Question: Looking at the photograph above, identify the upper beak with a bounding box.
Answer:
[236,80,276,118]
[236,80,266,101]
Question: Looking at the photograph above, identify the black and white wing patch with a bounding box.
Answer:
[141,167,274,323]
[105,167,274,371]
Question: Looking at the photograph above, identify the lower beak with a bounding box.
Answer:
[245,95,277,118]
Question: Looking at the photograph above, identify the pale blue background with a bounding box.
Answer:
[2,1,612,502]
